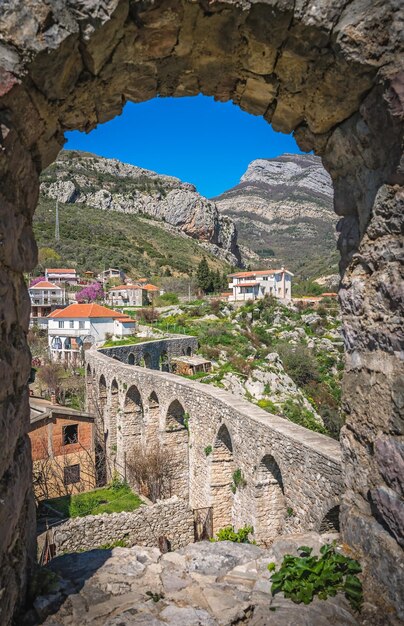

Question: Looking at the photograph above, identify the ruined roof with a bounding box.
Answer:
[109,284,143,291]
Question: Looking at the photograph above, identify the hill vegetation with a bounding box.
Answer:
[33,196,230,279]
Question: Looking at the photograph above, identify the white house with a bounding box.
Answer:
[47,303,136,364]
[28,280,66,328]
[228,268,293,302]
[108,284,147,307]
[45,268,78,284]
[98,268,123,283]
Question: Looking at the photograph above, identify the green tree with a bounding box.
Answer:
[213,269,223,293]
[196,258,213,293]
[37,247,61,270]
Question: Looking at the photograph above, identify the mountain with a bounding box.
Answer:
[214,154,339,279]
[34,151,243,278]
[39,150,241,267]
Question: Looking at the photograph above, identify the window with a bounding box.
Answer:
[63,424,78,445]
[64,464,80,485]
[69,321,74,328]
[79,321,85,329]
[58,320,64,329]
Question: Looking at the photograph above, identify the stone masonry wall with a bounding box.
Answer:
[53,496,194,554]
[0,0,402,623]
[87,350,342,539]
[100,336,198,369]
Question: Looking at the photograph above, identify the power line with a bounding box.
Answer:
[55,200,60,242]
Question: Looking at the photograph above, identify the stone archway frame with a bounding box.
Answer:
[211,423,236,534]
[0,1,403,623]
[253,453,285,544]
[165,398,190,500]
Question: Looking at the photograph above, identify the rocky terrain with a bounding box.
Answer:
[214,154,339,279]
[28,533,360,626]
[40,151,241,266]
[153,296,344,438]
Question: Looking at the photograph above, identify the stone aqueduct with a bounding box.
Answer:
[86,347,342,541]
[0,0,402,623]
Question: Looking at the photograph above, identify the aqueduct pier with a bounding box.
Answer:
[86,346,342,543]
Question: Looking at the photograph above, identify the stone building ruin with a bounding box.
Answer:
[0,0,402,623]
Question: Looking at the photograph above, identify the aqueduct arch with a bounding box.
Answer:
[0,0,402,622]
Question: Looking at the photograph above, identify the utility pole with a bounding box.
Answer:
[55,200,60,242]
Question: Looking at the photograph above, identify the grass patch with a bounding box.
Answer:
[41,483,143,518]
[102,336,158,348]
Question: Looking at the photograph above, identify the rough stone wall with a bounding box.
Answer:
[0,0,402,622]
[87,350,342,538]
[53,496,194,554]
[100,336,198,369]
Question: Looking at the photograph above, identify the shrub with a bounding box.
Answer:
[281,399,328,434]
[204,445,212,456]
[137,308,160,323]
[212,525,254,543]
[231,468,246,493]
[276,343,319,387]
[156,292,179,306]
[268,543,363,611]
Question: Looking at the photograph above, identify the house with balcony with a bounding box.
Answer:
[227,268,293,302]
[28,280,66,328]
[47,303,136,364]
[45,268,78,285]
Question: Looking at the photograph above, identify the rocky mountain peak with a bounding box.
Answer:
[41,151,241,265]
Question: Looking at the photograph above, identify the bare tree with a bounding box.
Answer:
[126,443,176,502]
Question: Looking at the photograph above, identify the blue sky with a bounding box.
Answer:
[65,95,302,198]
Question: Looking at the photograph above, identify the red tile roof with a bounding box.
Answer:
[228,268,293,278]
[48,303,124,319]
[143,284,159,292]
[29,281,61,290]
[46,268,77,274]
[237,281,259,288]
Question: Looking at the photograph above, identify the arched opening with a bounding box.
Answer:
[165,399,189,500]
[211,424,235,533]
[319,505,340,533]
[118,385,144,473]
[160,350,169,372]
[108,379,119,461]
[254,454,285,544]
[143,352,152,368]
[1,4,402,623]
[128,353,135,365]
[146,391,160,446]
[98,375,107,417]
[186,346,192,356]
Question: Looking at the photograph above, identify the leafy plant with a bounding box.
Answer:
[204,445,213,456]
[211,525,254,543]
[183,412,190,431]
[231,468,246,493]
[268,542,363,611]
[146,591,165,603]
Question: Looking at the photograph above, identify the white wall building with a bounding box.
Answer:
[45,268,78,284]
[228,268,293,302]
[47,303,136,364]
[28,280,66,328]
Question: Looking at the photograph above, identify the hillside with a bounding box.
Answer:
[37,150,241,271]
[214,154,339,279]
[33,197,232,278]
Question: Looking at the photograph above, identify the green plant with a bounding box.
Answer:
[98,538,128,549]
[231,468,246,493]
[204,445,213,456]
[146,591,165,603]
[183,412,190,430]
[268,542,363,611]
[211,524,254,543]
[286,507,295,518]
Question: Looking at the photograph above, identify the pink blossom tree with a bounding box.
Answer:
[76,282,105,303]
[30,276,46,287]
